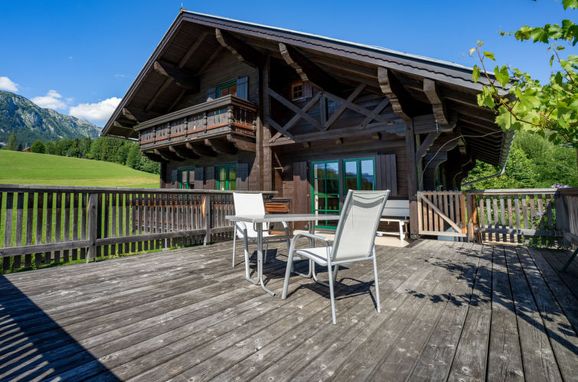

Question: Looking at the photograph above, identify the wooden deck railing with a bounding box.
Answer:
[0,185,274,273]
[467,188,558,244]
[556,188,578,247]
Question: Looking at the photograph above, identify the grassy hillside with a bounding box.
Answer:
[0,150,159,188]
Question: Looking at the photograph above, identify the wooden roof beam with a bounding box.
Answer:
[377,67,413,122]
[143,150,166,163]
[278,43,342,94]
[215,29,264,67]
[204,138,237,155]
[423,79,449,125]
[122,107,155,124]
[185,142,217,157]
[153,148,183,162]
[153,60,200,91]
[226,134,256,152]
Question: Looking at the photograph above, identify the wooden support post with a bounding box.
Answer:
[261,55,273,190]
[87,192,98,262]
[406,119,420,238]
[203,194,212,245]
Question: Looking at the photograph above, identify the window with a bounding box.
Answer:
[291,81,304,100]
[208,76,249,101]
[291,80,312,101]
[310,158,375,229]
[177,167,195,189]
[216,164,237,191]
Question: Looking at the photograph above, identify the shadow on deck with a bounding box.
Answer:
[0,240,576,381]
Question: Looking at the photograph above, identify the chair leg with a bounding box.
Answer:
[399,222,404,241]
[282,242,296,299]
[372,248,381,313]
[243,238,251,280]
[232,230,237,268]
[327,263,337,325]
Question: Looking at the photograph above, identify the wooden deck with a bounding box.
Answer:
[1,240,577,381]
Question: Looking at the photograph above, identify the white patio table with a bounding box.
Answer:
[225,213,341,296]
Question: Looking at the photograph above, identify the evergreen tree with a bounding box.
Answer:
[6,133,18,151]
[30,140,46,153]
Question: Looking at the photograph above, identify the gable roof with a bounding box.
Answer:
[103,10,509,167]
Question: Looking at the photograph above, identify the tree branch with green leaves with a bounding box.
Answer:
[471,0,578,164]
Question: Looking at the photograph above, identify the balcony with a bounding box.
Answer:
[137,95,257,159]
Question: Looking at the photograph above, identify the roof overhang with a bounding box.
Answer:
[103,10,508,167]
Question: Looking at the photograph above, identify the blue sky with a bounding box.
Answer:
[0,0,574,126]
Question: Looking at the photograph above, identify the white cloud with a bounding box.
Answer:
[69,97,121,125]
[0,76,18,92]
[32,90,67,110]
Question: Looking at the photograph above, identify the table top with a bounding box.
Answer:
[225,213,341,223]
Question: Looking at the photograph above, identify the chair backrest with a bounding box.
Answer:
[233,192,267,237]
[331,190,390,262]
[381,199,410,219]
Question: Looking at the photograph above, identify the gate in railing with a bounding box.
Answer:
[0,185,274,273]
[416,191,467,239]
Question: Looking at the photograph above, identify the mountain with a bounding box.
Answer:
[0,90,101,147]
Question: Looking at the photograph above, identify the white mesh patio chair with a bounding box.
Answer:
[281,190,390,324]
[232,192,291,270]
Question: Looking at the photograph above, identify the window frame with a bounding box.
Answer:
[215,163,237,191]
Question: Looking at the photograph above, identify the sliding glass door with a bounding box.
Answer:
[311,161,340,228]
[311,158,375,229]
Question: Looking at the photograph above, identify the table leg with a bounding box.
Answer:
[256,222,275,296]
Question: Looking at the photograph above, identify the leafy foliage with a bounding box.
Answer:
[30,140,46,154]
[463,131,578,189]
[471,0,578,163]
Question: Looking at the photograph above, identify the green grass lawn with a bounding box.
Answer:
[0,150,159,188]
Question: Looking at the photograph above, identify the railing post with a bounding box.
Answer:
[203,194,212,246]
[87,192,98,262]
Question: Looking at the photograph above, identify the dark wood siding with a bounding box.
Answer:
[377,153,398,196]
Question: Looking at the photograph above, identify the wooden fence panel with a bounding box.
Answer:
[0,185,273,273]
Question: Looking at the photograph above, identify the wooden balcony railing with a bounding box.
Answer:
[0,185,274,274]
[137,95,257,150]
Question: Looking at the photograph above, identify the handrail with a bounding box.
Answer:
[135,95,257,131]
[0,184,276,195]
[0,186,276,273]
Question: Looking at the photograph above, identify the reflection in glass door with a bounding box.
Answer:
[311,161,340,228]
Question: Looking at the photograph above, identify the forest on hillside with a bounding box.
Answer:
[463,132,578,190]
[2,133,160,175]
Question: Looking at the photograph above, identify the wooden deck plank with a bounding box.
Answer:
[279,243,463,381]
[369,243,483,381]
[486,246,524,381]
[504,246,563,382]
[407,243,482,381]
[447,245,493,382]
[516,247,578,382]
[1,240,577,382]
[211,243,435,382]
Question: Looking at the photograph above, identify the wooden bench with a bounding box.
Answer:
[378,199,410,241]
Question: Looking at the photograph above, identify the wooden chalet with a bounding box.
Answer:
[103,10,512,235]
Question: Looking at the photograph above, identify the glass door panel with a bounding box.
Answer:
[311,161,340,228]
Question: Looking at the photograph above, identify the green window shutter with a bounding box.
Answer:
[236,76,249,100]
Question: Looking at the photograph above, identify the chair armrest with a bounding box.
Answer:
[292,232,333,245]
